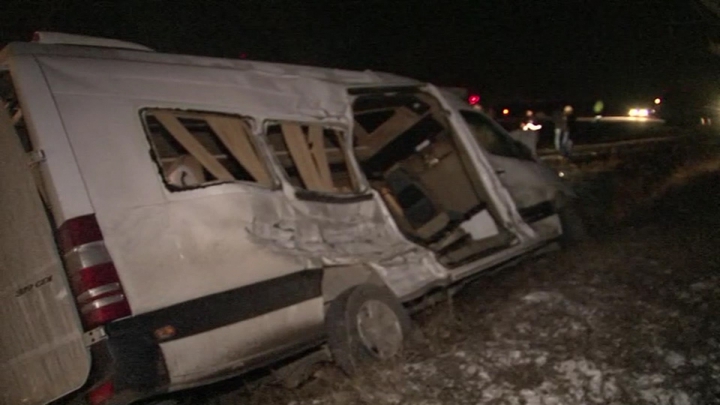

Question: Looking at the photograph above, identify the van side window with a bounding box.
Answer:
[265,123,360,194]
[142,110,273,190]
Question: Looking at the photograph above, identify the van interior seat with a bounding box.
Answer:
[381,166,465,242]
[165,155,206,188]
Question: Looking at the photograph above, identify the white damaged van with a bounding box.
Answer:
[0,33,579,405]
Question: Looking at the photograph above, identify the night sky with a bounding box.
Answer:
[2,0,719,107]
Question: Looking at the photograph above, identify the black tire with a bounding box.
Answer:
[325,284,412,375]
[558,202,588,246]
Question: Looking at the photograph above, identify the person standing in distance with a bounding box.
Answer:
[554,105,576,157]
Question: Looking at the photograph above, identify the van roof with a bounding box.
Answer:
[1,38,420,90]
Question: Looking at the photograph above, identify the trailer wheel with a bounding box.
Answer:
[325,284,411,375]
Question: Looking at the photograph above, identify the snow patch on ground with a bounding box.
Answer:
[291,281,701,405]
[521,291,564,304]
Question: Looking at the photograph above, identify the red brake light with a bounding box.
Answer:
[468,94,481,105]
[58,214,131,329]
[87,380,114,405]
[57,214,103,253]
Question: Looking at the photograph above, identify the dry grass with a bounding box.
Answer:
[650,157,720,199]
[567,134,720,223]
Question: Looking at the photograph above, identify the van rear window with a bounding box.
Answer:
[141,110,273,190]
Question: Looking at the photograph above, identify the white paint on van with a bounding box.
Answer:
[36,53,448,309]
[1,38,566,404]
[161,298,323,388]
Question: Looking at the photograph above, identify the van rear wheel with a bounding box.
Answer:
[325,284,411,375]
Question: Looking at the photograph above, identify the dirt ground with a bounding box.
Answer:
[194,135,720,405]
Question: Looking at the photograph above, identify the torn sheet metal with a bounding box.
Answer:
[247,186,450,299]
[248,192,402,259]
[370,250,449,299]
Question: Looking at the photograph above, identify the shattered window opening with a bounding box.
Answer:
[265,122,360,194]
[351,90,514,267]
[142,109,273,191]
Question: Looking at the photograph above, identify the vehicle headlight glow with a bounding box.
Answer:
[522,122,543,131]
[628,108,650,117]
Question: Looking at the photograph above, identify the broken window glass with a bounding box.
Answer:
[142,109,273,190]
[265,123,359,194]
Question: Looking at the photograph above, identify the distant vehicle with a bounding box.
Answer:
[1,33,579,405]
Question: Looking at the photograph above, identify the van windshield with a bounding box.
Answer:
[460,111,533,161]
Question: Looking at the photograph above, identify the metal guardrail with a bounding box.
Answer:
[538,135,687,162]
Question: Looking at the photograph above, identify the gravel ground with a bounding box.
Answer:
[192,139,720,405]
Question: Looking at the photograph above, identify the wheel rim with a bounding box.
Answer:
[355,299,403,359]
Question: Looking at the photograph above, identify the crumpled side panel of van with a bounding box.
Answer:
[246,192,448,299]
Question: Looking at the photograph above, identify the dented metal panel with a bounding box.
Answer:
[41,58,450,309]
[247,188,447,299]
[37,57,346,121]
[0,103,89,405]
[27,44,563,304]
[0,38,569,404]
[5,41,416,88]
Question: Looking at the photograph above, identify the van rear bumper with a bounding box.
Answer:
[91,270,323,404]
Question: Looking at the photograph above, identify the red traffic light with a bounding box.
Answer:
[468,94,481,105]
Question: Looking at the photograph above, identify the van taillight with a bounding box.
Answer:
[58,214,131,329]
[87,380,114,405]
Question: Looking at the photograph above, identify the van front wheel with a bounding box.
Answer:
[325,284,411,375]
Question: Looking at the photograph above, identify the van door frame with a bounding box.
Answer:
[425,85,540,241]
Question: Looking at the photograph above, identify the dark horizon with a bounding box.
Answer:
[2,0,719,107]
